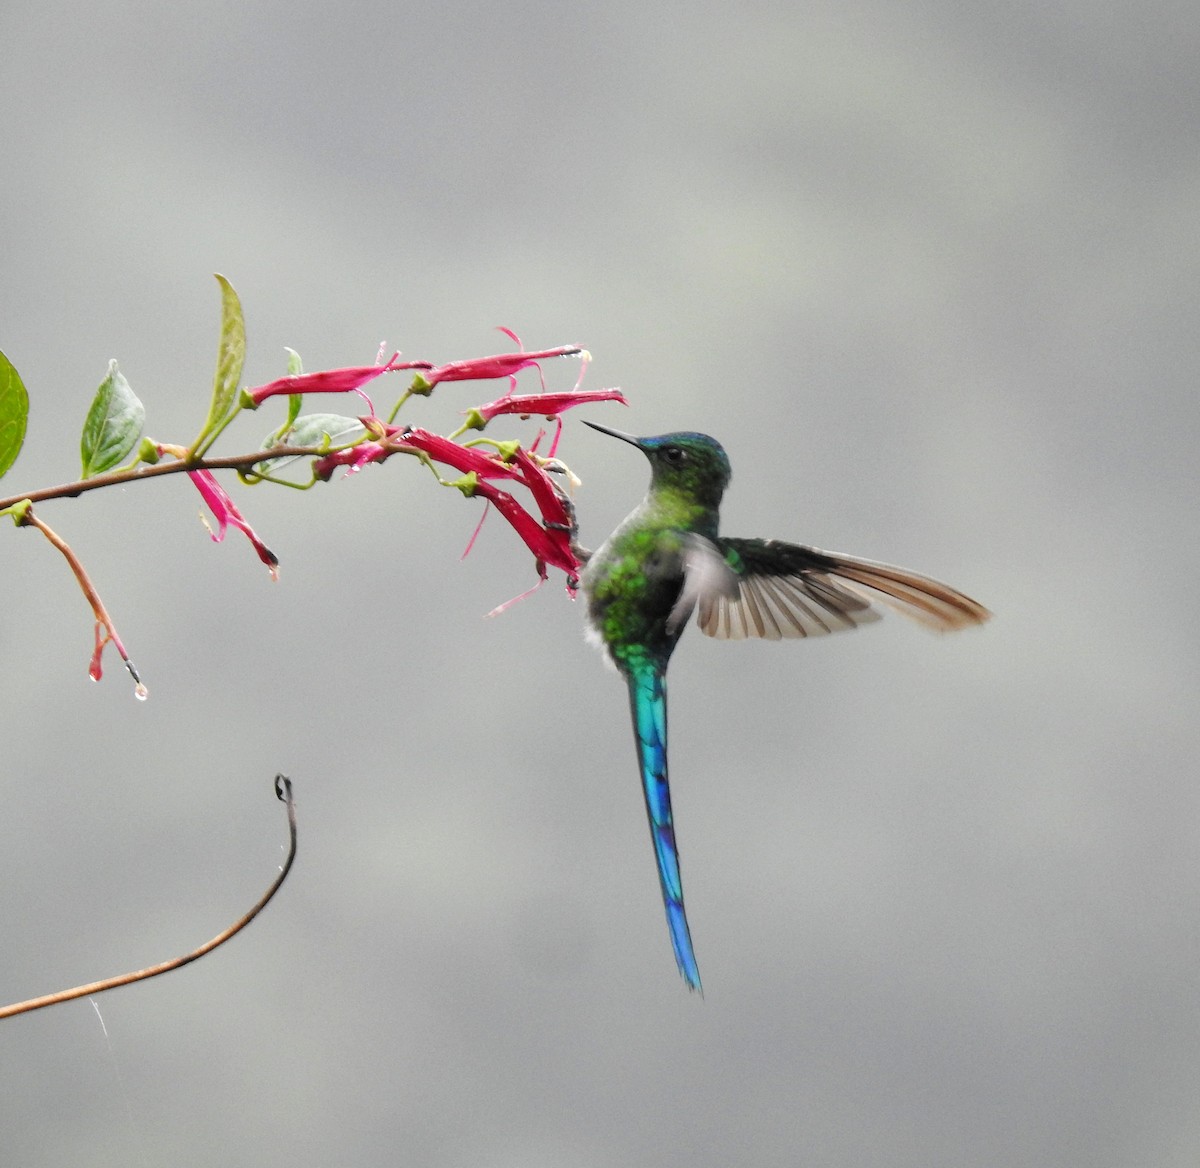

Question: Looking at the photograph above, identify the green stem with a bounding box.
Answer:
[191,402,245,459]
[386,388,415,425]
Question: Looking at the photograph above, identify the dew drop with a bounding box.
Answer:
[134,683,149,701]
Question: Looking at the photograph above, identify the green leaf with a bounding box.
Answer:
[202,273,246,437]
[256,413,366,476]
[283,347,304,430]
[272,413,366,448]
[80,360,146,477]
[260,349,306,449]
[0,349,29,480]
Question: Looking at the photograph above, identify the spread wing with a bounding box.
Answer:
[695,538,990,640]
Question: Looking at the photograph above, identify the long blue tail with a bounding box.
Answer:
[626,665,702,992]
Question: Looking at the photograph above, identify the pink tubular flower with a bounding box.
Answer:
[470,387,627,425]
[510,451,579,591]
[312,441,390,480]
[311,425,527,484]
[244,352,426,407]
[394,428,581,595]
[420,344,585,389]
[187,469,279,579]
[304,414,583,602]
[510,448,573,531]
[466,386,627,457]
[465,477,581,586]
[395,427,523,482]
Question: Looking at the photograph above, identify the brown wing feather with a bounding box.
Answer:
[698,539,990,641]
[820,555,991,631]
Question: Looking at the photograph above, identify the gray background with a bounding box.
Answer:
[3,1,1198,1165]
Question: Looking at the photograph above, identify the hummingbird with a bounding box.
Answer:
[579,422,990,992]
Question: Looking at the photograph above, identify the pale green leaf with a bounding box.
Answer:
[0,349,29,480]
[202,273,246,436]
[269,412,366,449]
[81,359,146,477]
[283,347,304,430]
[256,412,366,476]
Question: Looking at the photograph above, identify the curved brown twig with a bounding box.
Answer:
[0,446,325,512]
[0,775,297,1021]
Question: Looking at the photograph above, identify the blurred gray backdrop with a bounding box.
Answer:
[3,1,1198,1165]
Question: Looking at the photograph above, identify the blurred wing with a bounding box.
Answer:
[665,533,740,635]
[699,538,990,640]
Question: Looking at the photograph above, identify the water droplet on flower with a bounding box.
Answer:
[134,683,149,701]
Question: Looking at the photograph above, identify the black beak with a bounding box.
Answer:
[582,420,641,447]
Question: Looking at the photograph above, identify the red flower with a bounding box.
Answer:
[420,342,585,389]
[244,353,424,407]
[307,417,582,604]
[465,476,580,585]
[510,447,573,531]
[470,387,627,425]
[311,441,390,480]
[399,431,580,590]
[187,469,279,578]
[395,427,523,482]
[464,386,627,457]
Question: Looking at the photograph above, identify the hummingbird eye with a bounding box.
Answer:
[662,445,686,464]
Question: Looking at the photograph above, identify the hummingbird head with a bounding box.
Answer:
[584,422,732,508]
